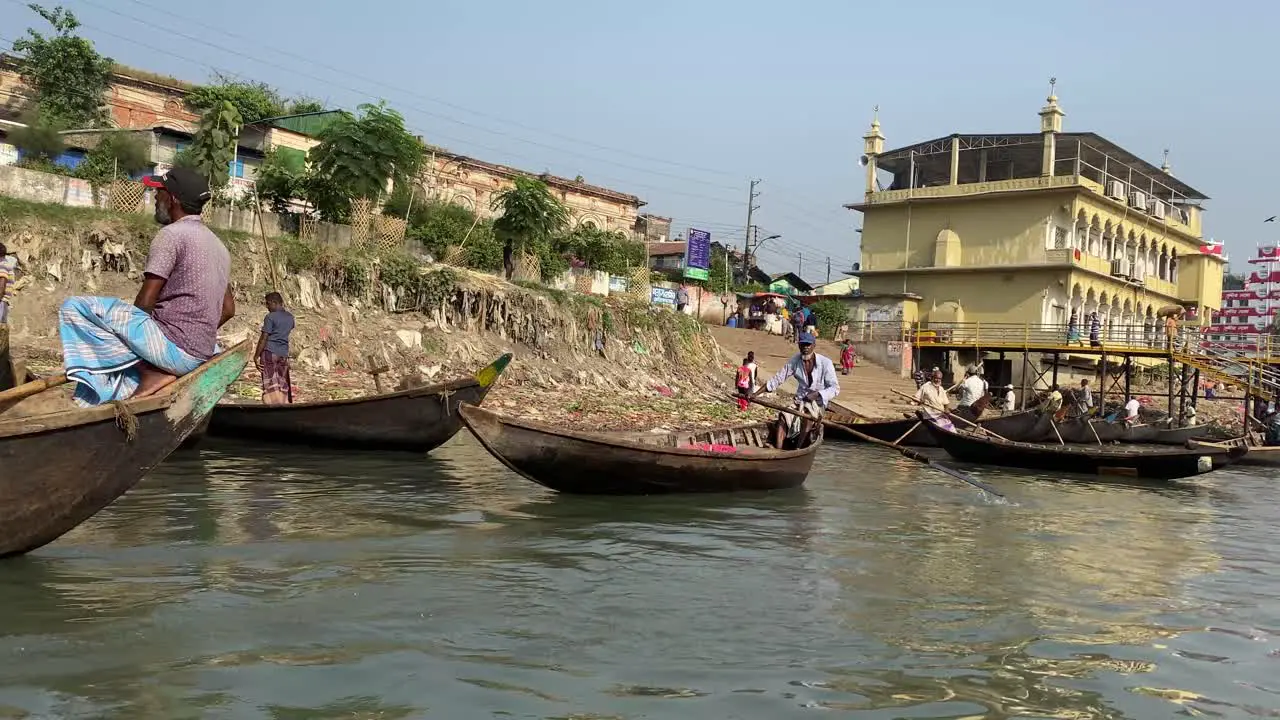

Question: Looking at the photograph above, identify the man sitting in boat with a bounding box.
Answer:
[59,167,234,407]
[753,331,839,448]
[914,368,950,419]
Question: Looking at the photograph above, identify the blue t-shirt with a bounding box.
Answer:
[262,308,295,357]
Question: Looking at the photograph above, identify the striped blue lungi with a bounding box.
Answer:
[59,296,202,407]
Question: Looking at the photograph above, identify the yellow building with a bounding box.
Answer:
[846,90,1224,345]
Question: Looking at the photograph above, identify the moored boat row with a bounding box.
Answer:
[0,341,1254,559]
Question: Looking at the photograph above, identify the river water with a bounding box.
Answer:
[1,437,1278,719]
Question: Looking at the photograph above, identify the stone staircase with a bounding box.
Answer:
[708,326,918,418]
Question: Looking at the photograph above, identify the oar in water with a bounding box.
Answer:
[744,394,1005,499]
[0,373,68,405]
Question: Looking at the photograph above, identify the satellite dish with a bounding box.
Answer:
[858,155,870,167]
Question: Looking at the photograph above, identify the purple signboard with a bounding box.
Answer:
[684,228,711,280]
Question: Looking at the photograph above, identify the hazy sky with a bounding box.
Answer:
[0,0,1269,280]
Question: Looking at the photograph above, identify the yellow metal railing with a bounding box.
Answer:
[843,320,1280,361]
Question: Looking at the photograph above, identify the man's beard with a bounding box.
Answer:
[154,200,173,225]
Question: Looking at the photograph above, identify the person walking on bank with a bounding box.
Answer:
[254,291,295,405]
[839,340,856,375]
[753,332,840,449]
[675,283,689,314]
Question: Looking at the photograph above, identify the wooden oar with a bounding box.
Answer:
[1049,418,1066,445]
[0,373,68,405]
[745,394,1005,498]
[888,388,1013,442]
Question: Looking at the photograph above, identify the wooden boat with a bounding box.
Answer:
[0,341,251,558]
[1189,436,1280,467]
[921,415,1246,481]
[1048,417,1214,445]
[206,353,512,452]
[825,402,1049,446]
[458,403,820,495]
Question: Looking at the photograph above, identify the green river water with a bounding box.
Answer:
[0,437,1276,719]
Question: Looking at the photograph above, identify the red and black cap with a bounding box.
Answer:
[142,167,211,210]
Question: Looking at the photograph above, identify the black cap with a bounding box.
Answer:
[143,167,211,211]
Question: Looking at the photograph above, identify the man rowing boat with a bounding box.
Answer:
[753,331,840,448]
[59,167,235,407]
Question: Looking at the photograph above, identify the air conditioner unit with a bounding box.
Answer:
[1148,199,1168,219]
[1129,191,1148,209]
[1110,259,1124,276]
[1106,181,1126,200]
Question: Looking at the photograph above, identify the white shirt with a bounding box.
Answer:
[1124,398,1141,420]
[763,353,841,408]
[746,361,758,390]
[958,375,986,407]
[916,382,950,416]
[1005,389,1015,407]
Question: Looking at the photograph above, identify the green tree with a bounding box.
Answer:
[185,77,284,124]
[12,4,114,127]
[490,176,569,279]
[304,102,423,220]
[187,100,242,189]
[254,147,304,212]
[287,98,324,115]
[8,106,65,162]
[399,199,502,271]
[556,225,644,276]
[807,298,850,339]
[74,132,150,191]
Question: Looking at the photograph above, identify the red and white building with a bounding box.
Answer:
[1206,244,1279,351]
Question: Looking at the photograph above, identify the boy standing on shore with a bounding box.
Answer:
[0,243,17,324]
[254,291,295,404]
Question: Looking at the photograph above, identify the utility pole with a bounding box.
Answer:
[826,256,831,285]
[798,252,803,278]
[742,179,761,282]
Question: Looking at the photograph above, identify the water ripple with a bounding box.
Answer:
[0,436,1276,718]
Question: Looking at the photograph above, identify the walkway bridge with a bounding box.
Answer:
[846,321,1280,412]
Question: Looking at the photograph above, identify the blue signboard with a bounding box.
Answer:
[684,228,711,280]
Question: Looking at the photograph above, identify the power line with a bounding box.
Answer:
[63,0,752,194]
[25,0,854,227]
[107,0,751,182]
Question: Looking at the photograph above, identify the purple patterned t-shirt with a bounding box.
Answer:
[143,215,230,360]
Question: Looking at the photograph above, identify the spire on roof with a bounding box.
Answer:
[1039,77,1064,134]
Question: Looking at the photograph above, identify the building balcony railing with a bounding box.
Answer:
[1042,248,1181,298]
[864,173,1198,236]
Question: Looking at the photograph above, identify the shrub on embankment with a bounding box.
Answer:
[0,196,721,372]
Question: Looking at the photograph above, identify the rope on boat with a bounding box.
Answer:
[112,400,138,442]
[438,388,455,415]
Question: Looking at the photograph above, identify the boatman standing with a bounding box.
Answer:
[753,331,840,449]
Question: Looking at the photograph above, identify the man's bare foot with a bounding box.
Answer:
[135,365,178,398]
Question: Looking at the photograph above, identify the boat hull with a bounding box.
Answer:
[922,417,1244,481]
[460,405,818,495]
[206,354,511,452]
[0,342,250,557]
[1044,419,1214,445]
[829,408,1048,447]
